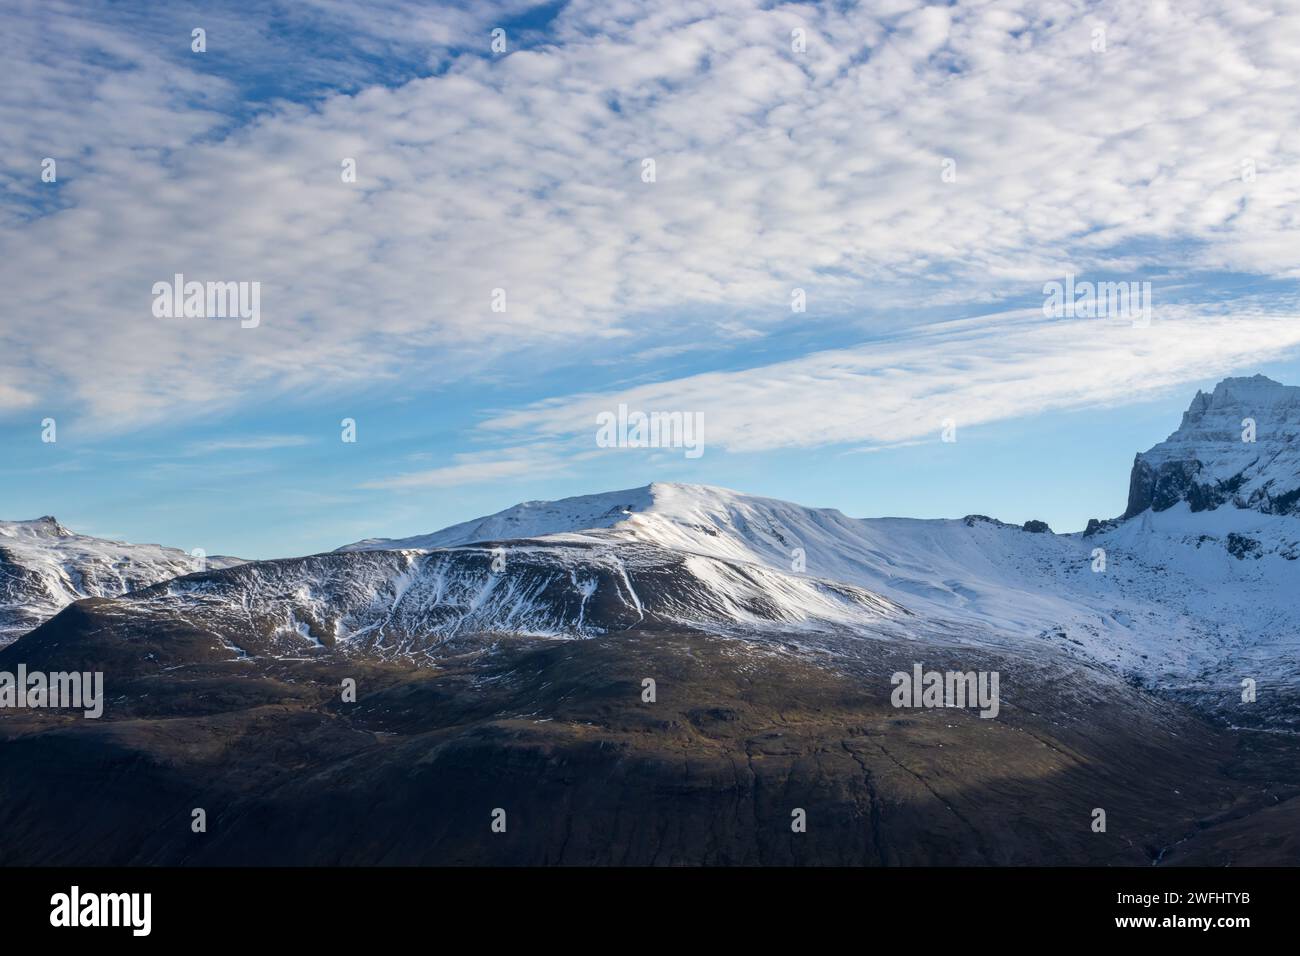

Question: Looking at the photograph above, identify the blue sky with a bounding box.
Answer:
[3,0,1300,558]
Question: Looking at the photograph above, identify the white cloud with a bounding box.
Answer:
[1,0,1298,431]
[185,435,312,455]
[0,380,36,412]
[360,448,568,489]
[479,308,1300,453]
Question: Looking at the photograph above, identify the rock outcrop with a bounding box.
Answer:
[1123,375,1300,518]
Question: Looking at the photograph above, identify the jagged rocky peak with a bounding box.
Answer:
[0,515,75,539]
[1123,375,1300,518]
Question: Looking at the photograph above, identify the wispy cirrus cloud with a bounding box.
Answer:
[475,306,1300,451]
[360,448,571,489]
[184,434,313,455]
[0,381,36,412]
[359,304,1300,491]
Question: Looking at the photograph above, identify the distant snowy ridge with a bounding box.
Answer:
[0,517,241,642]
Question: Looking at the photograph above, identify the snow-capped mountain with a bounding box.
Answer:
[0,516,241,643]
[52,539,911,667]
[336,487,658,552]
[340,480,1299,688]
[1124,374,1300,518]
[12,375,1298,701]
[339,377,1300,692]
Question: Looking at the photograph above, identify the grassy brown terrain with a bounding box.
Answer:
[3,598,1296,866]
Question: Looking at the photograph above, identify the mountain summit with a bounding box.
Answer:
[1124,375,1300,518]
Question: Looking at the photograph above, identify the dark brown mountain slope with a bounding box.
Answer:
[2,600,1292,866]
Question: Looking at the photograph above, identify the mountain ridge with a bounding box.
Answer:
[0,517,242,643]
